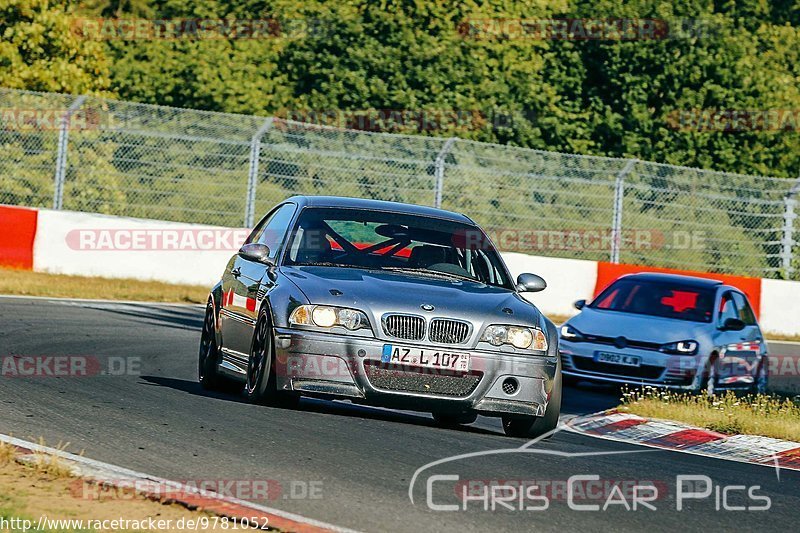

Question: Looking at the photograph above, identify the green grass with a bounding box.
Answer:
[619,387,800,441]
[0,268,209,304]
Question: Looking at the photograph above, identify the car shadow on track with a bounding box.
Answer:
[71,303,203,332]
[140,375,250,403]
[561,381,623,416]
[140,375,504,437]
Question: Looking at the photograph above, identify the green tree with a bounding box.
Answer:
[0,0,113,94]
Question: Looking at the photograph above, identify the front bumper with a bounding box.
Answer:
[560,340,765,391]
[273,327,558,417]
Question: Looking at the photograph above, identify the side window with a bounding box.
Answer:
[247,210,277,244]
[717,292,738,326]
[731,292,757,325]
[246,203,297,260]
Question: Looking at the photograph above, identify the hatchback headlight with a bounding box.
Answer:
[289,305,370,331]
[559,324,585,341]
[482,325,548,351]
[660,340,698,355]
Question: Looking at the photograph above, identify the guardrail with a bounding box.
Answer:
[1,87,798,279]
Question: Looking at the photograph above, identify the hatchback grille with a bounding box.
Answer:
[383,314,425,341]
[583,335,662,352]
[429,319,470,344]
[572,357,665,380]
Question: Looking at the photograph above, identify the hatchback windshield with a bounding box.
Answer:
[283,207,512,289]
[590,278,715,322]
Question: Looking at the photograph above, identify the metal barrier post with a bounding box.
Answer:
[782,176,800,279]
[53,95,86,210]
[782,198,796,279]
[245,118,274,228]
[433,137,457,208]
[610,158,636,264]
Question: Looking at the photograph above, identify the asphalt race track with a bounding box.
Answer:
[1,296,797,532]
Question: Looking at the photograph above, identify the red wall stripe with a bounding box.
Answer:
[595,262,763,318]
[0,205,38,270]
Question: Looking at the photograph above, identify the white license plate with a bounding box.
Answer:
[594,351,641,367]
[382,344,470,372]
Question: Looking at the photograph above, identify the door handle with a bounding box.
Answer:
[231,267,241,278]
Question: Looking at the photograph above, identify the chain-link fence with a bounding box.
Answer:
[1,87,798,279]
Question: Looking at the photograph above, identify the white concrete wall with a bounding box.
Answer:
[27,208,800,335]
[33,209,246,286]
[760,279,800,336]
[501,252,597,318]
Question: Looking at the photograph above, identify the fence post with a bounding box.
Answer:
[245,117,274,228]
[782,176,800,279]
[53,95,86,210]
[782,197,796,279]
[610,158,636,264]
[433,137,457,208]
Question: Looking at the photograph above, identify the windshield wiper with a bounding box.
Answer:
[379,266,476,282]
[293,262,369,269]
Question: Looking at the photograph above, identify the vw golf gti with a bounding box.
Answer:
[559,272,768,394]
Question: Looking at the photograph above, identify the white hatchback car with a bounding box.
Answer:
[559,272,768,394]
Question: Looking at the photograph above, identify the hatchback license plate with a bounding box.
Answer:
[382,344,470,372]
[594,351,641,367]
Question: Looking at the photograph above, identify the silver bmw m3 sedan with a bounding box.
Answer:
[199,196,561,438]
[559,272,768,394]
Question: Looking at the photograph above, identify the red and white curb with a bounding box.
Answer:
[565,410,800,472]
[0,433,360,533]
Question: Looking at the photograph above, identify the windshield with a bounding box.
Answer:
[589,278,715,323]
[284,207,513,289]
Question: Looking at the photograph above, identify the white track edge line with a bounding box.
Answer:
[0,293,203,307]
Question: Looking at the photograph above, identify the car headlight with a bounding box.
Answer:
[481,325,547,351]
[289,305,370,331]
[560,324,584,341]
[660,340,698,355]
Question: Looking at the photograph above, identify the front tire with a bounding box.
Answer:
[699,355,718,396]
[750,357,768,395]
[246,309,299,408]
[199,300,238,392]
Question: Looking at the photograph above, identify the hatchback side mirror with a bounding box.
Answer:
[720,317,746,331]
[574,299,586,310]
[238,243,273,265]
[516,273,547,293]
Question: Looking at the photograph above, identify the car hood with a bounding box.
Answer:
[280,265,544,327]
[566,307,710,343]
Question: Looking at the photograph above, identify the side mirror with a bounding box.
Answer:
[720,317,746,331]
[238,243,273,265]
[574,299,586,310]
[516,273,547,293]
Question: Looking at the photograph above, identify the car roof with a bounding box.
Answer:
[284,195,473,224]
[618,272,724,289]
